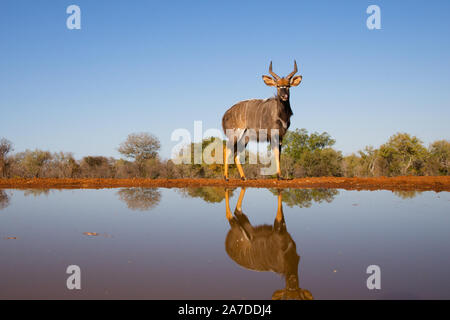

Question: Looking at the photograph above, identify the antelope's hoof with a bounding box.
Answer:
[240,177,247,181]
[277,175,283,181]
[224,176,229,182]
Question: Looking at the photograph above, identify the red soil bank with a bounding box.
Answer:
[1,176,449,192]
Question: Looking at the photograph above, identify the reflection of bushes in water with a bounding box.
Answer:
[179,187,234,203]
[271,188,339,208]
[393,190,423,199]
[23,189,52,197]
[117,188,161,211]
[0,190,10,210]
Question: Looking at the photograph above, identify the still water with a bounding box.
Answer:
[0,187,449,299]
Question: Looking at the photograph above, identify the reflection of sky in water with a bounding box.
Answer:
[0,188,449,299]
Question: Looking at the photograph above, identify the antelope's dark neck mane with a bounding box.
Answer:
[270,96,293,118]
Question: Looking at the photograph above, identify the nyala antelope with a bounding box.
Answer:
[222,61,302,180]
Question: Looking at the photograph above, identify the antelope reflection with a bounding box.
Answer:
[225,188,312,300]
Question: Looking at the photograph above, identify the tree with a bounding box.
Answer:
[282,129,335,161]
[171,137,227,178]
[48,152,80,178]
[118,133,161,162]
[378,133,428,176]
[281,129,341,177]
[426,140,450,175]
[80,156,111,178]
[357,146,380,176]
[342,154,360,177]
[113,159,138,178]
[14,149,52,178]
[300,148,343,177]
[0,138,13,177]
[118,133,161,176]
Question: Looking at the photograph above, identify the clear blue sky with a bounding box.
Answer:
[1,0,449,159]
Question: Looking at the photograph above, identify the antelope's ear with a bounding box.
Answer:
[262,75,276,87]
[290,75,302,87]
